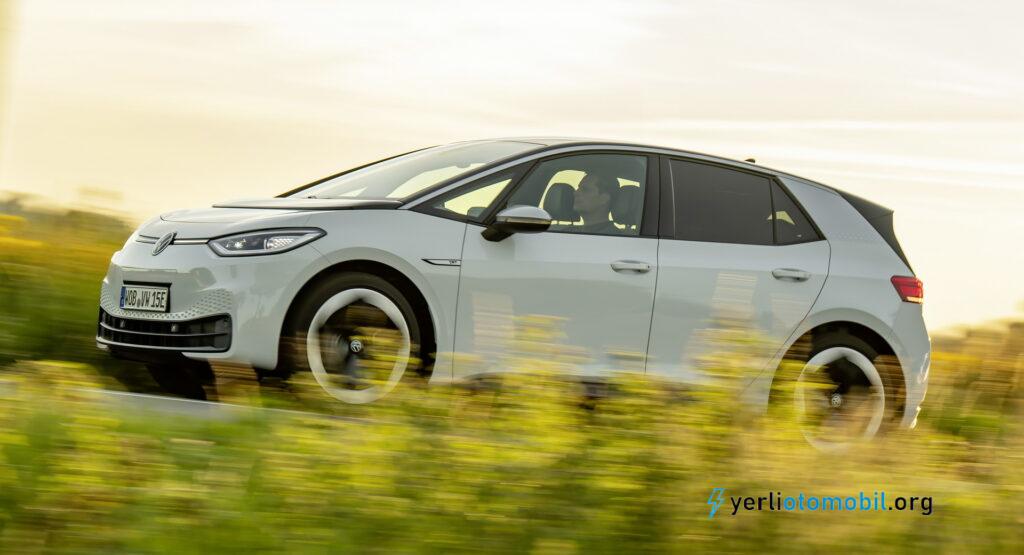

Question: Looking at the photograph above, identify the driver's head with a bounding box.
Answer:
[573,173,618,218]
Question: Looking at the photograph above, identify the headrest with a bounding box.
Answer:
[542,183,579,221]
[611,185,641,227]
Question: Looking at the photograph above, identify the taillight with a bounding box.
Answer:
[891,275,923,304]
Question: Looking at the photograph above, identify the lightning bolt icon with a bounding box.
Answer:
[707,487,725,519]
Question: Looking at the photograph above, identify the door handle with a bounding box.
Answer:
[772,268,811,282]
[611,260,651,273]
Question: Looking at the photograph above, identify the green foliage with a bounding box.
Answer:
[0,203,134,364]
[0,200,154,389]
[0,354,1021,554]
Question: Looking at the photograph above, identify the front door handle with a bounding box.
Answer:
[772,268,811,282]
[611,260,651,273]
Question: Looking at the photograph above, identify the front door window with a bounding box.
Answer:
[504,154,648,236]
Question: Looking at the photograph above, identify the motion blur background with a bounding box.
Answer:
[0,1,1022,552]
[3,0,1024,329]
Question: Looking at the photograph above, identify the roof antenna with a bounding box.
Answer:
[745,158,756,163]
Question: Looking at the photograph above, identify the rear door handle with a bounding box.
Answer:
[611,260,651,273]
[772,268,811,282]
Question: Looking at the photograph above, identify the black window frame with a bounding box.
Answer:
[658,155,823,245]
[479,150,661,239]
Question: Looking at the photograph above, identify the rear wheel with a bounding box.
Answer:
[776,331,903,450]
[278,272,426,404]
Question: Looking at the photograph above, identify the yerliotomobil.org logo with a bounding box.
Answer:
[707,487,726,519]
[705,488,933,518]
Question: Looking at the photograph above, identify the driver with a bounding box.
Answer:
[573,172,621,234]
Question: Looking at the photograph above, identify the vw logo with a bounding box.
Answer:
[152,232,177,256]
[349,339,364,354]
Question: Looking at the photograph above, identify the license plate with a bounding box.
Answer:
[120,284,170,312]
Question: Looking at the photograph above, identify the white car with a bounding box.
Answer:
[97,139,929,444]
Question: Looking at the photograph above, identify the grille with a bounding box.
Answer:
[100,287,233,320]
[97,309,231,351]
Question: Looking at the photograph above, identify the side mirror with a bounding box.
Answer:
[482,205,552,242]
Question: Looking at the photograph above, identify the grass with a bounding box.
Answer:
[0,353,1021,553]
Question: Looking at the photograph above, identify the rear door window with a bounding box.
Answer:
[667,159,773,245]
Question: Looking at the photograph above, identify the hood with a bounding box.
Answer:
[140,197,402,239]
[160,207,302,224]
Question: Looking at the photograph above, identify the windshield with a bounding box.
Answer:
[290,141,538,200]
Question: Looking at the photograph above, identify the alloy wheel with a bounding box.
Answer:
[305,288,411,404]
[794,346,886,450]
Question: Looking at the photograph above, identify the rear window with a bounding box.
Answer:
[770,181,820,244]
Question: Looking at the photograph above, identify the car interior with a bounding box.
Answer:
[511,154,648,236]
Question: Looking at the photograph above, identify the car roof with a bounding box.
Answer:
[479,137,838,194]
[489,136,762,162]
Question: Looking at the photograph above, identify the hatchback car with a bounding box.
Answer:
[97,138,929,445]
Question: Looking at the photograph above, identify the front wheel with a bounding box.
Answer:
[278,272,426,404]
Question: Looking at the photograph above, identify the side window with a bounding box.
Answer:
[668,159,773,245]
[427,171,517,221]
[770,181,820,244]
[504,153,648,237]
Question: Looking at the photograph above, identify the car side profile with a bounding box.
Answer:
[97,138,929,447]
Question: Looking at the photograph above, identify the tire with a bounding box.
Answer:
[773,330,903,450]
[146,360,214,400]
[277,272,426,404]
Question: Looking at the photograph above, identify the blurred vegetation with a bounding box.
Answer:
[0,193,155,388]
[1,195,1023,552]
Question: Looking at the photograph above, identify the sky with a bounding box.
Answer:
[1,0,1022,330]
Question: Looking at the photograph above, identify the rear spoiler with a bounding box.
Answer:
[838,191,913,272]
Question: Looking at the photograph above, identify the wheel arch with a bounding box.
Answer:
[274,257,438,372]
[786,320,897,361]
[782,308,906,365]
[771,316,907,419]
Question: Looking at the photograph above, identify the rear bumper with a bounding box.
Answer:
[891,304,930,429]
[899,348,929,429]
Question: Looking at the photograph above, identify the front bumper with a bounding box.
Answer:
[97,236,328,369]
[97,309,232,351]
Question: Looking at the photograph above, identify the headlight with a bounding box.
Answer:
[208,228,325,257]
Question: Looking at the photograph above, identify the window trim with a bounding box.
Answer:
[659,155,824,246]
[475,150,660,239]
[401,142,804,211]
